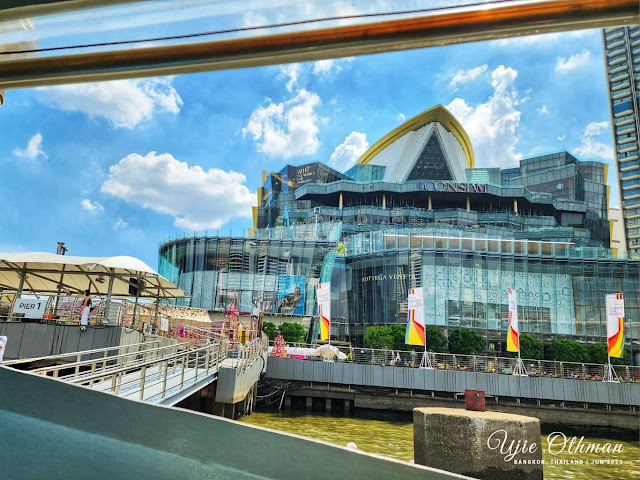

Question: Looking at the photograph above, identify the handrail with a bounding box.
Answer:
[234,333,268,373]
[62,342,223,384]
[22,339,229,404]
[273,345,640,383]
[29,341,187,378]
[2,339,164,366]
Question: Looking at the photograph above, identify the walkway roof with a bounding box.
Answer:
[0,252,186,299]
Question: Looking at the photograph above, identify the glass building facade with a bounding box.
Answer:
[342,227,638,359]
[158,107,639,360]
[158,223,341,315]
[603,25,640,256]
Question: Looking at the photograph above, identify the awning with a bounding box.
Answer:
[0,252,187,299]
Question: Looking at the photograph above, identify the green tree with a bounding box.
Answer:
[278,322,306,343]
[389,324,408,350]
[262,321,277,341]
[448,328,485,355]
[425,325,448,353]
[546,339,587,363]
[586,343,627,365]
[364,326,394,350]
[519,334,543,360]
[586,343,608,365]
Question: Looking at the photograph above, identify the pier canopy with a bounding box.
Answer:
[0,252,186,299]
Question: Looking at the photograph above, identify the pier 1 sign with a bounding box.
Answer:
[14,296,48,319]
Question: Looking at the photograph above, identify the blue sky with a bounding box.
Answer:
[0,27,615,268]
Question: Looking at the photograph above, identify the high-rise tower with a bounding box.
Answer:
[603,26,640,257]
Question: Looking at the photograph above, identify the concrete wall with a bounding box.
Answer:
[287,385,638,434]
[0,367,468,480]
[266,358,640,407]
[0,322,139,360]
[216,352,268,404]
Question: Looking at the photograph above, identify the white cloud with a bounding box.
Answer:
[573,121,613,161]
[101,151,254,230]
[328,132,369,171]
[537,105,549,115]
[13,133,47,160]
[449,65,488,89]
[81,199,104,213]
[39,77,183,129]
[446,65,523,167]
[312,57,353,76]
[113,218,128,230]
[555,50,591,72]
[313,60,334,76]
[397,113,406,122]
[242,89,322,159]
[558,134,566,141]
[277,63,302,92]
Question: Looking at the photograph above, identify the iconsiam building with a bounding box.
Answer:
[159,105,639,362]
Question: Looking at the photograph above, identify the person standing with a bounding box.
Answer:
[0,335,7,363]
[80,290,91,332]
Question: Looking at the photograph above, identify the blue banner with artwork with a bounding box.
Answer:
[276,275,306,315]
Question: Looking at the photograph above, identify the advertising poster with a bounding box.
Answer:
[276,275,306,315]
[405,287,425,346]
[606,293,625,358]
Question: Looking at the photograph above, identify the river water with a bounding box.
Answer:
[239,409,638,479]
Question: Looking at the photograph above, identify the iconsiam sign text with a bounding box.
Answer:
[419,181,488,193]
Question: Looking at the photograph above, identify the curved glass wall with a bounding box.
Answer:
[158,224,340,315]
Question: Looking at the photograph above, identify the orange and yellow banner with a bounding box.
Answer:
[405,288,425,346]
[606,293,625,358]
[317,282,331,341]
[507,288,519,353]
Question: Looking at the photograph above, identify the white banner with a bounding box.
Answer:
[14,295,48,319]
[507,288,519,353]
[408,287,425,328]
[316,282,331,341]
[160,317,170,332]
[605,293,625,358]
[508,288,519,334]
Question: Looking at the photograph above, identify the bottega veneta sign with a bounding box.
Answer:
[419,181,488,193]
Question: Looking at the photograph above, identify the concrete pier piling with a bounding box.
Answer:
[413,407,543,480]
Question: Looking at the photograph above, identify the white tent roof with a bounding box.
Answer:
[0,252,186,299]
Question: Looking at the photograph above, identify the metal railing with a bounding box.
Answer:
[20,340,227,404]
[233,333,269,373]
[272,345,640,383]
[2,339,166,368]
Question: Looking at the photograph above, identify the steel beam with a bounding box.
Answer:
[0,0,637,90]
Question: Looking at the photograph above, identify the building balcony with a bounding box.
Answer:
[616,126,635,137]
[607,39,625,50]
[612,89,632,100]
[609,64,628,75]
[610,71,629,82]
[619,143,638,153]
[611,81,631,91]
[605,31,624,42]
[607,47,627,58]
